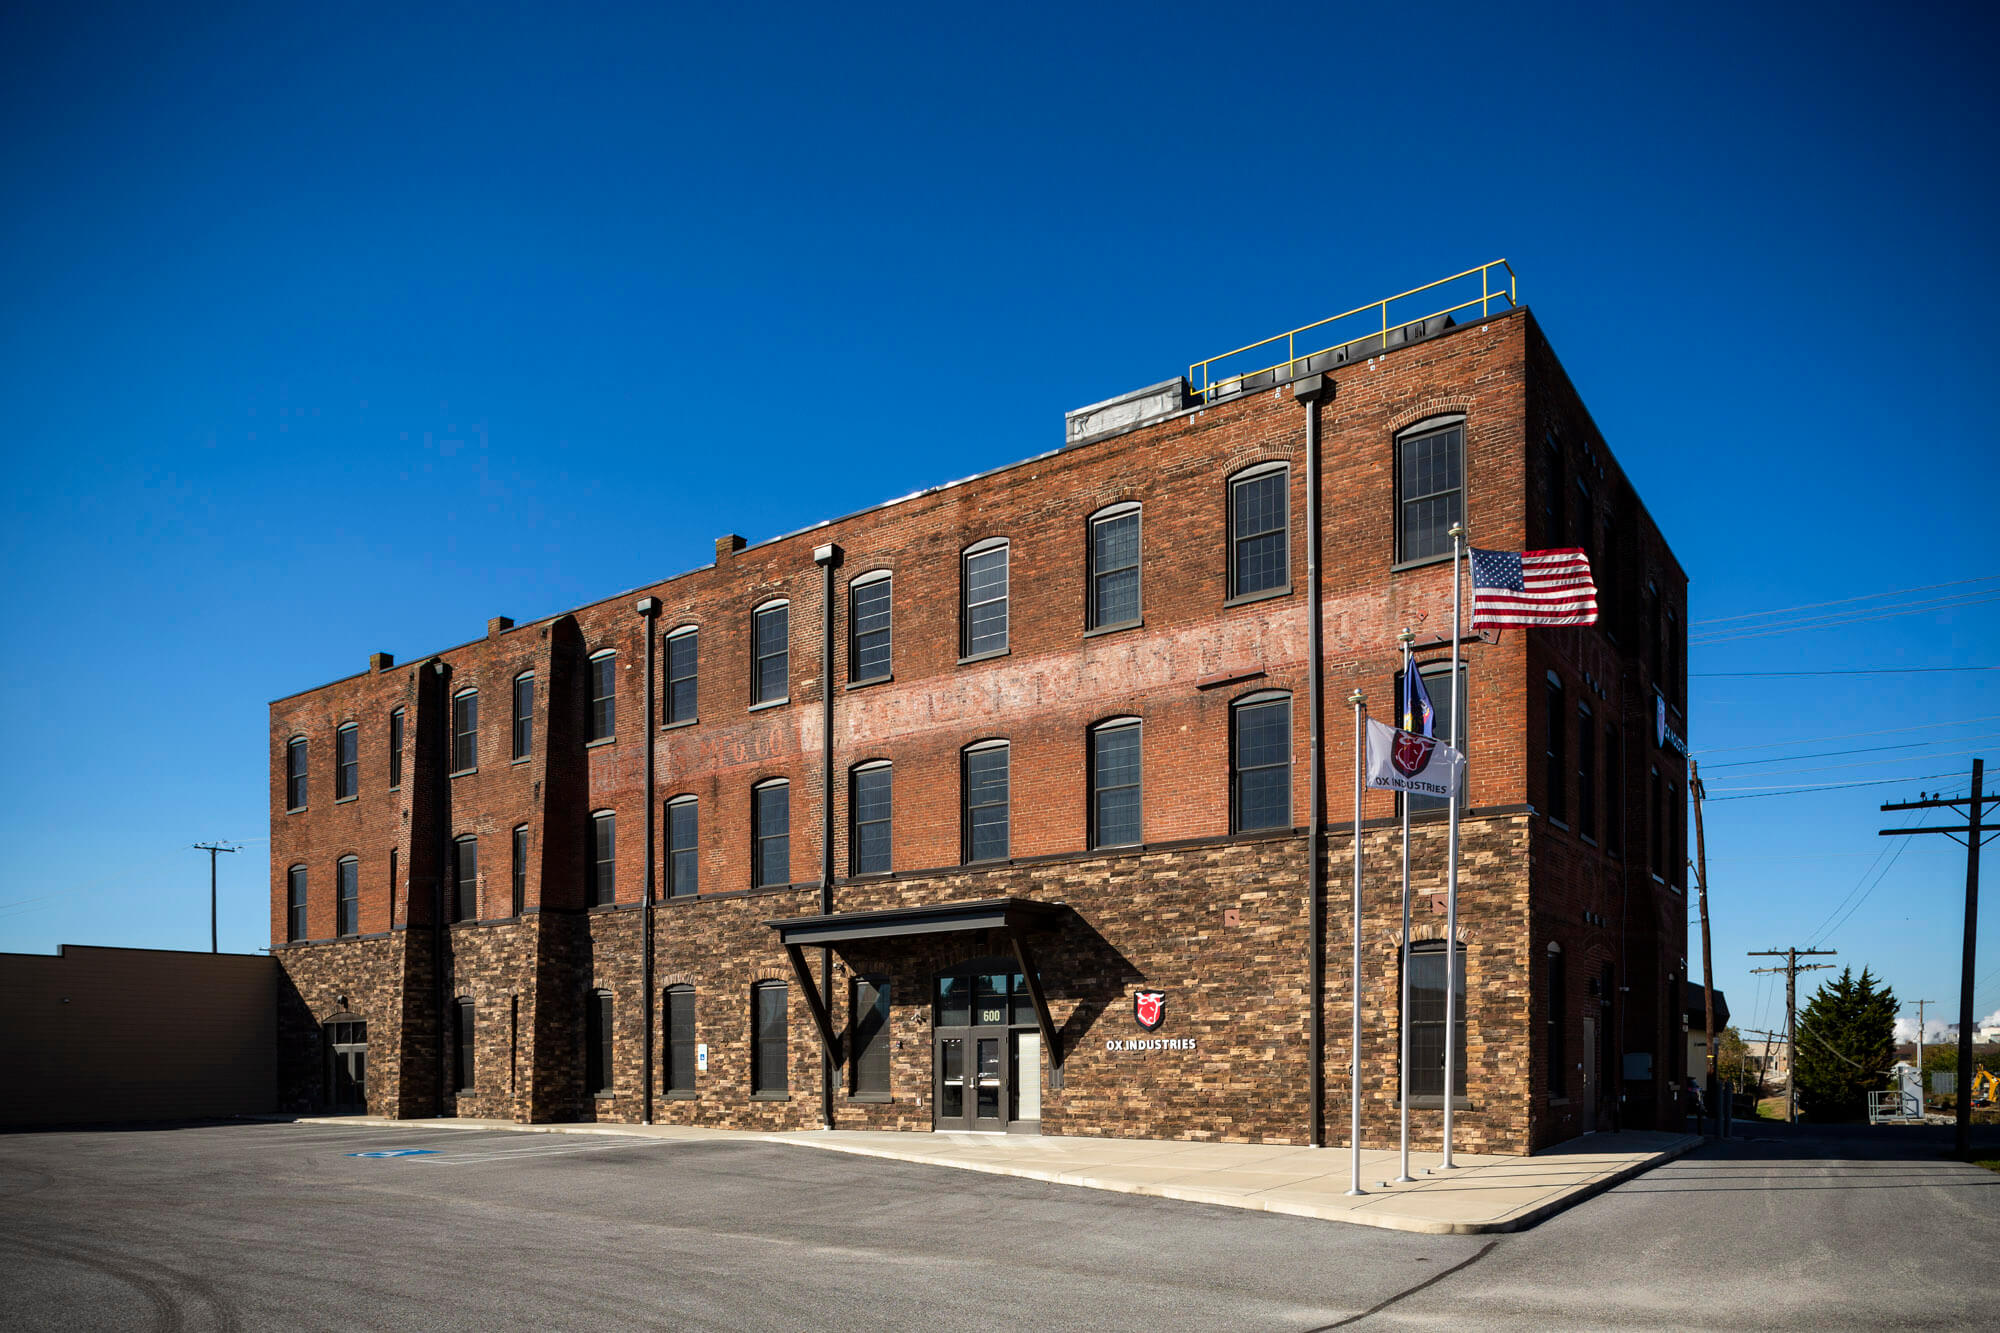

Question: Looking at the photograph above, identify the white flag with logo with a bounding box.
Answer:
[1365,719,1465,800]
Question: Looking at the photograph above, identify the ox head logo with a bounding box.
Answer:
[1392,731,1437,778]
[1133,990,1166,1031]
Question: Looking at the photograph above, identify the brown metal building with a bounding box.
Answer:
[269,264,1691,1153]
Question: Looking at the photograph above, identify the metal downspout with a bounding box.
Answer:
[814,543,842,1132]
[1295,374,1333,1148]
[637,597,660,1125]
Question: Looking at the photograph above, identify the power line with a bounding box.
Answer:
[1690,592,2000,646]
[1704,771,1972,800]
[1692,574,2000,626]
[1693,665,2000,678]
[1691,586,2000,639]
[1696,713,2000,755]
[1700,744,1999,783]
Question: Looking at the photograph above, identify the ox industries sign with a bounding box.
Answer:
[1106,990,1197,1053]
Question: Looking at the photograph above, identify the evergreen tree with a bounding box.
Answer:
[1794,967,1897,1121]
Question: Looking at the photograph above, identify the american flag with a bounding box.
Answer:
[1469,548,1598,628]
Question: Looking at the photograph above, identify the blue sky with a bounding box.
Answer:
[2,2,1994,1039]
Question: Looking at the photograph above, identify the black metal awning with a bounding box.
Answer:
[764,897,1070,1084]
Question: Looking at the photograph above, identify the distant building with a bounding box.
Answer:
[267,263,1691,1154]
[1684,982,1730,1084]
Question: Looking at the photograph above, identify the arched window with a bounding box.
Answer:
[335,723,359,800]
[512,672,535,759]
[850,761,892,875]
[752,601,790,704]
[451,689,479,772]
[751,980,788,1095]
[752,781,790,887]
[848,571,893,683]
[1230,692,1292,833]
[285,736,308,811]
[510,825,529,915]
[1546,671,1567,826]
[1087,504,1141,630]
[588,650,617,741]
[1088,718,1142,849]
[666,796,698,897]
[1396,417,1465,562]
[453,997,476,1093]
[1227,462,1289,599]
[286,865,308,942]
[453,836,478,922]
[663,985,696,1094]
[587,811,616,906]
[962,741,1009,863]
[1405,941,1467,1101]
[585,989,613,1095]
[665,626,699,724]
[961,539,1010,658]
[335,856,359,936]
[388,707,404,788]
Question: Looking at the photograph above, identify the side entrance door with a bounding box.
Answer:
[934,1029,1008,1131]
[326,1018,368,1112]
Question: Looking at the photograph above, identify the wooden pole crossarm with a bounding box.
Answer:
[783,943,841,1065]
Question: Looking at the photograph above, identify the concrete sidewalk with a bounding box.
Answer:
[286,1114,1698,1234]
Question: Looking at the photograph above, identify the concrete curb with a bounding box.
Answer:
[278,1115,1701,1234]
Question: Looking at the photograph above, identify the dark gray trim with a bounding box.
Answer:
[1082,619,1142,639]
[845,674,893,690]
[956,648,1009,666]
[1221,584,1292,609]
[766,897,1068,947]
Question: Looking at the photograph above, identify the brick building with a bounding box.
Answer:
[269,266,1690,1154]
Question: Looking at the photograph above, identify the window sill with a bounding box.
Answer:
[661,717,699,731]
[1548,817,1569,831]
[1083,619,1143,639]
[1391,552,1456,574]
[1406,1097,1474,1110]
[1223,584,1292,609]
[845,674,893,691]
[957,648,1009,666]
[510,755,531,766]
[585,736,617,749]
[335,795,358,805]
[586,901,625,913]
[388,785,401,794]
[1548,1096,1571,1106]
[593,1091,615,1101]
[749,1092,791,1102]
[845,1093,894,1104]
[849,869,894,881]
[748,697,790,713]
[286,806,306,815]
[1580,834,1598,847]
[451,767,477,779]
[662,1090,698,1101]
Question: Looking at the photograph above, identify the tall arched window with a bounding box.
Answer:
[588,650,617,741]
[586,989,613,1096]
[1227,462,1289,599]
[752,781,790,887]
[453,997,476,1093]
[285,737,308,811]
[1396,417,1465,562]
[751,980,788,1095]
[848,572,893,682]
[752,601,790,704]
[850,761,892,875]
[451,689,479,772]
[1230,692,1292,833]
[961,539,1010,658]
[512,672,535,758]
[335,723,359,800]
[286,865,308,942]
[1406,941,1467,1102]
[1087,504,1141,630]
[664,985,697,1095]
[587,811,616,906]
[336,856,359,936]
[666,796,698,897]
[962,741,1009,862]
[665,626,699,724]
[1088,719,1142,849]
[453,836,478,922]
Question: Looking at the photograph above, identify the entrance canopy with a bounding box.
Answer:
[764,897,1070,1084]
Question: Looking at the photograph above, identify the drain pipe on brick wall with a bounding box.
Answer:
[637,596,660,1125]
[1295,373,1334,1148]
[814,542,842,1132]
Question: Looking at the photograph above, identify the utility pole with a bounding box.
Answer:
[1881,757,1992,1158]
[1690,760,1717,1133]
[1748,947,1837,1124]
[1911,998,1935,1101]
[192,842,240,953]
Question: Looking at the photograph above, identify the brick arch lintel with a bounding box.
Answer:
[1389,922,1474,947]
[1386,398,1474,437]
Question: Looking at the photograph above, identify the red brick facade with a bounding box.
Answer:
[270,306,1690,1153]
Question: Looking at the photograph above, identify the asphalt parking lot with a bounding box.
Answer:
[1,1120,1996,1331]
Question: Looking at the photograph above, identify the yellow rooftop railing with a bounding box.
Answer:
[1188,260,1517,405]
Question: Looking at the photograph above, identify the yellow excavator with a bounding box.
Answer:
[1973,1068,1998,1109]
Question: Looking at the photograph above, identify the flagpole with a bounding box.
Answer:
[1347,688,1368,1197]
[1443,522,1466,1170]
[1396,628,1416,1184]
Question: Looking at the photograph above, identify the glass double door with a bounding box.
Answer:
[326,1019,368,1112]
[934,1028,1009,1131]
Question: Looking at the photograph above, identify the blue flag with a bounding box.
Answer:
[1402,666,1435,737]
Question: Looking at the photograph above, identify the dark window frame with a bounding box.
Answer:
[751,980,788,1096]
[1395,418,1466,564]
[585,989,613,1096]
[286,865,307,942]
[588,650,617,742]
[335,724,358,800]
[960,539,1010,658]
[388,708,404,789]
[587,810,616,906]
[665,626,699,724]
[752,780,790,888]
[752,602,790,705]
[848,572,893,683]
[1230,691,1293,833]
[850,976,891,1097]
[1545,673,1568,826]
[453,997,476,1093]
[1605,725,1624,858]
[1226,462,1290,600]
[453,835,478,922]
[1547,947,1567,1097]
[664,985,697,1095]
[336,855,359,936]
[1543,431,1565,547]
[850,762,892,876]
[451,689,479,773]
[961,741,1010,863]
[1405,940,1469,1102]
[666,796,699,898]
[1088,718,1143,849]
[1086,504,1142,631]
[285,737,308,811]
[512,672,535,759]
[1577,703,1596,842]
[510,824,528,916]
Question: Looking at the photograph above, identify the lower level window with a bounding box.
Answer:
[453,997,475,1092]
[1406,943,1467,1099]
[752,981,787,1094]
[586,989,613,1095]
[851,978,890,1096]
[664,986,696,1094]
